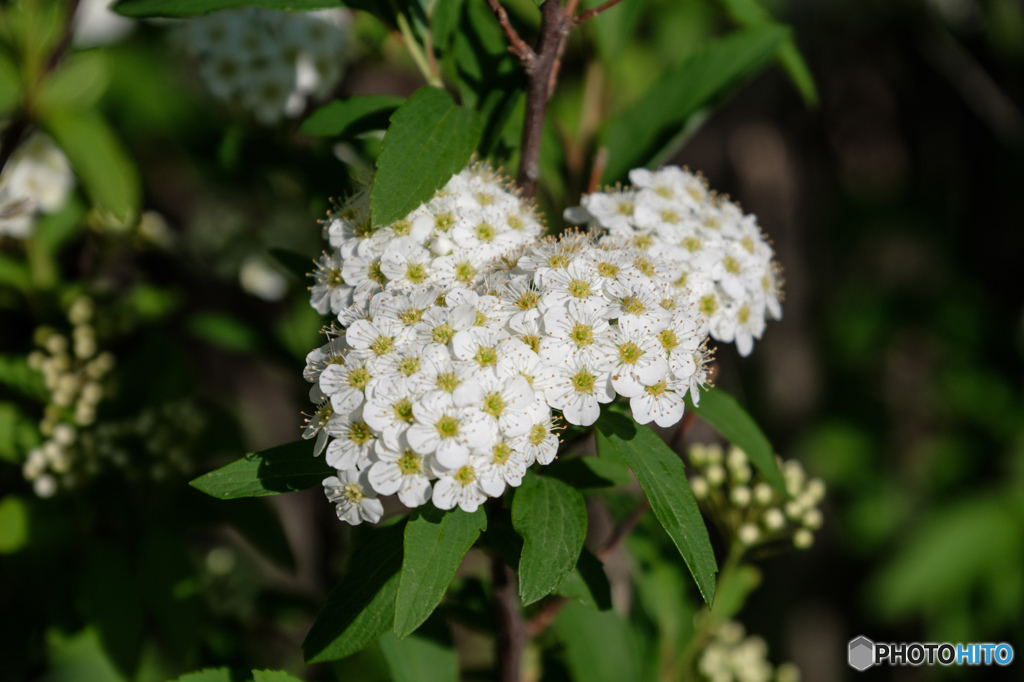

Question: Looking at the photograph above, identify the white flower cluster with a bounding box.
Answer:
[567,166,783,357]
[301,164,741,524]
[0,134,74,239]
[688,444,825,550]
[179,8,348,125]
[699,620,800,682]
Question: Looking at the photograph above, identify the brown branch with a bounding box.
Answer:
[483,0,536,66]
[492,553,526,682]
[573,0,626,24]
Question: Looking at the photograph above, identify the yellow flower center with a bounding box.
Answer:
[398,450,421,475]
[432,323,455,344]
[568,279,591,298]
[475,346,497,367]
[484,392,505,417]
[436,415,459,438]
[619,341,642,364]
[393,399,414,423]
[572,369,595,393]
[659,329,678,351]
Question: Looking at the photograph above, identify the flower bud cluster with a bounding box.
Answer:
[698,620,800,682]
[21,298,204,496]
[0,134,74,239]
[303,164,774,524]
[567,167,783,356]
[179,8,348,125]
[688,444,824,550]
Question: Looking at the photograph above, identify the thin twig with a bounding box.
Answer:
[573,0,626,24]
[483,0,536,65]
[586,147,608,194]
[491,553,526,682]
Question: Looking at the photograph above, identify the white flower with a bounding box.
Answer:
[539,260,609,317]
[325,407,376,469]
[431,460,488,512]
[380,239,435,290]
[318,351,374,410]
[451,327,512,376]
[509,418,560,465]
[310,251,352,314]
[368,437,433,507]
[538,305,615,367]
[323,468,384,525]
[453,373,536,438]
[345,317,408,362]
[361,377,418,450]
[544,357,614,426]
[629,379,686,428]
[406,394,494,469]
[608,324,669,398]
[475,438,530,497]
[711,298,767,358]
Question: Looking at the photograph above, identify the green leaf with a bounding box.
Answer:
[378,615,458,682]
[685,387,786,494]
[512,473,587,605]
[706,563,761,628]
[299,95,405,138]
[76,543,144,677]
[0,495,30,553]
[253,671,305,682]
[37,51,111,113]
[189,440,331,499]
[394,503,487,638]
[716,0,818,106]
[554,546,612,610]
[44,110,140,222]
[113,0,342,18]
[0,52,22,115]
[600,26,788,184]
[0,356,47,401]
[554,602,643,682]
[304,521,407,662]
[544,455,633,490]
[46,628,127,682]
[187,311,262,353]
[370,87,481,228]
[596,411,717,607]
[0,255,32,292]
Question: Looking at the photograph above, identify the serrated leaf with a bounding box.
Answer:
[554,546,612,610]
[379,615,458,682]
[37,51,111,113]
[600,26,788,184]
[512,473,587,605]
[685,387,786,494]
[596,410,717,607]
[189,440,331,499]
[113,0,341,18]
[304,522,407,662]
[370,87,481,228]
[394,503,486,638]
[299,95,405,138]
[44,110,139,222]
[252,671,305,682]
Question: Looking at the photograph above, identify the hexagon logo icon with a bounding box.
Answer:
[849,636,875,671]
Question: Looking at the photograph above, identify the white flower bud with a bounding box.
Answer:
[730,485,751,508]
[53,423,76,446]
[81,382,103,404]
[75,403,96,426]
[784,500,804,520]
[726,445,748,469]
[688,443,708,466]
[802,508,823,530]
[753,482,774,506]
[805,478,826,505]
[719,621,745,645]
[706,464,726,486]
[783,460,805,497]
[206,547,236,575]
[45,334,68,355]
[705,444,724,464]
[27,351,45,370]
[776,662,801,682]
[68,297,94,325]
[691,475,709,500]
[763,507,785,531]
[33,474,57,498]
[738,523,760,545]
[730,462,752,484]
[793,528,814,549]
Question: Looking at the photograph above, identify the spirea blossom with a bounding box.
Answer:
[303,163,780,523]
[179,8,349,125]
[566,166,784,357]
[0,134,74,239]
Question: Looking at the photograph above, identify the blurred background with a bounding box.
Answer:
[2,0,1023,679]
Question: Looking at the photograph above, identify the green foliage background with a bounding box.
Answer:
[1,0,1023,680]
